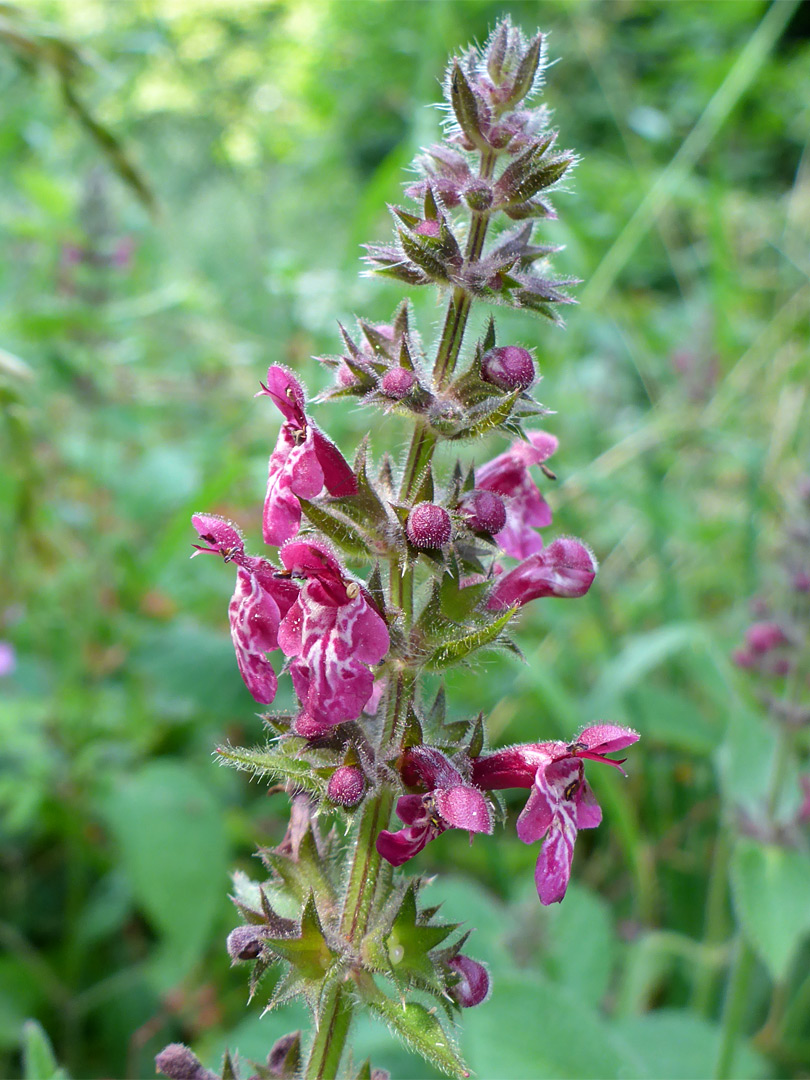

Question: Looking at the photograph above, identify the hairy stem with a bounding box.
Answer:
[303,980,353,1080]
[400,149,498,503]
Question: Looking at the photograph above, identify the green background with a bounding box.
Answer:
[1,1,809,1077]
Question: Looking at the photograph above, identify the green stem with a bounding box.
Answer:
[303,980,353,1080]
[400,149,497,503]
[692,825,733,1016]
[714,939,756,1080]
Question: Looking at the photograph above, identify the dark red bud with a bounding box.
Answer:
[459,489,507,535]
[155,1044,218,1080]
[327,765,366,807]
[794,571,810,593]
[380,367,416,399]
[447,954,490,1007]
[226,925,264,961]
[481,346,535,391]
[267,1031,302,1078]
[407,502,452,549]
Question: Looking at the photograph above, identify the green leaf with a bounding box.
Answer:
[730,838,810,982]
[216,743,326,796]
[462,973,644,1079]
[425,607,517,670]
[21,1020,68,1080]
[300,498,376,560]
[266,895,337,980]
[540,883,616,1008]
[102,760,228,989]
[363,991,469,1080]
[586,623,706,712]
[446,389,521,441]
[616,1010,768,1079]
[450,61,486,152]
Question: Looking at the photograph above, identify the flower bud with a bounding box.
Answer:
[464,179,493,212]
[447,955,490,1007]
[458,489,507,535]
[793,571,810,593]
[267,1032,302,1078]
[480,346,535,391]
[327,765,366,807]
[226,925,264,961]
[380,367,416,399]
[407,502,452,549]
[155,1044,217,1080]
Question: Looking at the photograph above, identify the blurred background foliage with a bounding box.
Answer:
[1,1,809,1077]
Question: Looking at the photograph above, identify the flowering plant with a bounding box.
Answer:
[158,20,637,1080]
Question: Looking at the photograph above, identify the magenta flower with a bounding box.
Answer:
[472,724,638,904]
[476,430,558,559]
[376,746,492,867]
[276,540,389,737]
[258,366,357,546]
[486,537,597,609]
[191,514,298,704]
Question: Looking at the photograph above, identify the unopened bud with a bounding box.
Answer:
[407,502,452,549]
[459,489,507,535]
[227,925,264,961]
[447,955,490,1007]
[793,571,810,593]
[380,367,416,399]
[155,1044,217,1080]
[267,1031,302,1078]
[327,765,366,807]
[481,346,535,391]
[464,179,493,212]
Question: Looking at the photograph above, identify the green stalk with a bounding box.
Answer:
[303,980,353,1080]
[400,149,496,503]
[714,939,756,1080]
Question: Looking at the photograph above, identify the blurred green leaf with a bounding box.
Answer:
[102,759,228,989]
[730,839,810,983]
[617,1009,768,1079]
[540,883,616,1008]
[21,1020,68,1080]
[462,972,645,1079]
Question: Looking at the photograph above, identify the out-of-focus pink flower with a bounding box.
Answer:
[798,776,810,825]
[0,641,16,678]
[476,431,557,558]
[258,366,357,546]
[276,540,389,737]
[472,724,638,904]
[486,537,597,609]
[376,746,492,867]
[191,513,297,704]
[745,621,787,653]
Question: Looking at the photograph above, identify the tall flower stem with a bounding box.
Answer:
[304,147,498,1073]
